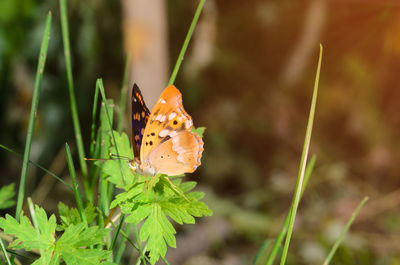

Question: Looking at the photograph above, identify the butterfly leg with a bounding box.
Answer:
[163,176,189,201]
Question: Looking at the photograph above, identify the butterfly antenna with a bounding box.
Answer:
[84,157,110,162]
[109,153,131,161]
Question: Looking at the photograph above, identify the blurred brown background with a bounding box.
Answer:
[1,0,400,264]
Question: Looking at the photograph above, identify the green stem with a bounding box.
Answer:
[90,81,100,157]
[279,45,323,265]
[110,214,125,250]
[0,238,12,265]
[264,155,316,265]
[322,197,369,265]
[65,143,87,224]
[59,0,90,198]
[97,78,126,185]
[134,225,147,265]
[15,12,52,221]
[115,223,133,263]
[168,0,206,85]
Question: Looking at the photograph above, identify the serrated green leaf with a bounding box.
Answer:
[58,223,109,247]
[139,203,176,264]
[125,204,152,224]
[61,248,111,265]
[102,160,135,187]
[0,204,110,265]
[179,181,197,193]
[0,183,15,209]
[187,191,205,200]
[110,183,145,208]
[58,202,97,230]
[0,213,55,251]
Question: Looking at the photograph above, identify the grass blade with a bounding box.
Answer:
[279,44,323,265]
[0,144,73,190]
[15,12,52,221]
[115,223,133,263]
[117,54,130,133]
[59,0,89,195]
[0,238,12,265]
[168,0,206,85]
[65,143,87,224]
[322,197,369,265]
[263,155,316,265]
[90,82,100,157]
[110,214,125,251]
[97,78,126,185]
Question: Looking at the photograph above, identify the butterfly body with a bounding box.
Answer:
[131,84,204,176]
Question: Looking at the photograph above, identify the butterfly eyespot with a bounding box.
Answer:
[161,155,164,158]
[173,120,178,125]
[151,132,155,136]
[149,141,153,146]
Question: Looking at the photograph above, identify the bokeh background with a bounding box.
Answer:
[1,0,400,264]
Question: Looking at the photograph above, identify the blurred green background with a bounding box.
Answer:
[1,0,400,264]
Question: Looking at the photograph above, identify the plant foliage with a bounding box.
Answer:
[101,131,213,264]
[0,205,114,265]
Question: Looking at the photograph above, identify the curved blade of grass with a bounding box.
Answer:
[97,78,126,185]
[110,214,125,251]
[263,155,316,265]
[65,143,87,224]
[90,82,100,157]
[322,197,369,265]
[0,238,12,265]
[0,144,73,190]
[253,240,273,265]
[168,0,206,85]
[117,54,130,133]
[59,0,89,195]
[114,223,133,263]
[15,12,52,221]
[279,44,323,265]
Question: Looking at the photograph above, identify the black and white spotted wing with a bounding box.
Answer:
[131,83,150,159]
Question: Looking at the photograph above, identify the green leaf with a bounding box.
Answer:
[191,126,206,137]
[101,160,136,187]
[108,131,133,160]
[0,204,110,265]
[58,202,97,230]
[0,183,16,209]
[139,204,176,265]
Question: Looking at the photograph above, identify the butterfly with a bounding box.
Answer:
[130,83,204,177]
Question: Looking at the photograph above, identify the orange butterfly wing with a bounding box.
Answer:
[139,85,204,176]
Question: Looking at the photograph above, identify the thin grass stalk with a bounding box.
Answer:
[0,238,12,265]
[117,54,130,133]
[107,219,151,263]
[322,197,369,265]
[279,45,323,265]
[134,225,147,265]
[15,12,52,221]
[115,223,133,263]
[59,0,90,197]
[264,155,316,265]
[90,82,100,156]
[161,256,171,265]
[110,214,125,251]
[168,0,206,85]
[97,78,126,185]
[1,145,73,190]
[65,143,87,224]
